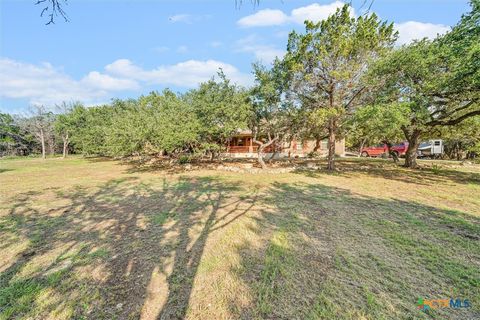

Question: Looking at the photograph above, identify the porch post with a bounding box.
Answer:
[249,137,253,153]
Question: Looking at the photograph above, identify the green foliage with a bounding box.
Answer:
[73,91,200,157]
[54,102,82,138]
[439,116,480,158]
[250,60,294,145]
[185,71,251,155]
[0,113,17,137]
[367,1,479,165]
[430,164,443,175]
[347,103,410,148]
[285,4,397,168]
[0,113,21,154]
[70,103,114,156]
[51,73,249,158]
[370,0,480,133]
[286,4,396,112]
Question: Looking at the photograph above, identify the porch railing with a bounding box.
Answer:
[226,145,278,153]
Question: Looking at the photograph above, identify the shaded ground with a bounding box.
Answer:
[0,157,479,319]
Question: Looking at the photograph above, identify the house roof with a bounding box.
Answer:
[235,129,253,136]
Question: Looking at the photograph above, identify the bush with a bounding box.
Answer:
[178,155,192,164]
[307,151,320,158]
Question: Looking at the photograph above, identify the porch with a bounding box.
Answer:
[226,136,275,154]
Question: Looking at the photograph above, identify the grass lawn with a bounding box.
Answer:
[0,156,479,319]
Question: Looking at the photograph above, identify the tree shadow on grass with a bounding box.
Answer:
[0,175,256,319]
[295,158,480,186]
[231,181,480,319]
[119,157,225,175]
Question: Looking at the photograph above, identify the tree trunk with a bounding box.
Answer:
[257,145,267,169]
[403,130,421,168]
[253,136,277,170]
[327,119,336,170]
[358,138,367,158]
[62,134,69,159]
[49,137,55,155]
[383,140,399,163]
[313,138,321,152]
[40,128,46,160]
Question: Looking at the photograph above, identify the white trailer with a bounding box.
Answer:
[417,139,444,158]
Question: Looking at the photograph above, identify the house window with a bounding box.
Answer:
[321,139,328,150]
[237,138,244,146]
[296,142,303,151]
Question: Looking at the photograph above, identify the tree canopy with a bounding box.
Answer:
[285,4,397,169]
[369,0,480,167]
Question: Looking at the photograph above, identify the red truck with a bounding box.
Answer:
[361,142,408,158]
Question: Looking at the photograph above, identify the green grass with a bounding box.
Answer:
[257,228,294,315]
[0,156,479,319]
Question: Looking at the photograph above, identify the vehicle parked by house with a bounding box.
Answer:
[360,142,408,158]
[417,139,444,158]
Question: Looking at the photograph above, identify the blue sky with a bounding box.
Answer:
[0,0,470,113]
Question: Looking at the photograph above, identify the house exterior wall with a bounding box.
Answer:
[223,135,346,158]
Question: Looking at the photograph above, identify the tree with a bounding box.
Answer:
[1,113,27,156]
[347,103,409,161]
[22,106,55,159]
[67,104,112,156]
[88,91,200,158]
[130,90,200,158]
[54,102,83,158]
[250,61,293,169]
[286,4,396,170]
[370,1,479,167]
[101,98,151,157]
[185,72,251,160]
[439,116,480,160]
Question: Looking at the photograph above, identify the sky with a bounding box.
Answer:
[0,0,471,113]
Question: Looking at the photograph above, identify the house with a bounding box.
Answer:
[222,130,345,158]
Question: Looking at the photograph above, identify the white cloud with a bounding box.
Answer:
[395,21,450,45]
[291,1,351,24]
[105,59,252,87]
[237,1,351,27]
[0,57,252,106]
[237,2,449,46]
[237,9,289,27]
[168,14,192,23]
[81,71,139,91]
[0,58,131,105]
[235,35,285,63]
[168,13,211,24]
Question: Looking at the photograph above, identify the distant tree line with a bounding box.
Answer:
[3,2,479,169]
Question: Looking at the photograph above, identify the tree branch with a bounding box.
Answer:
[427,109,480,126]
[344,86,366,110]
[36,0,69,25]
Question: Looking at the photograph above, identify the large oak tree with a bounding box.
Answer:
[370,0,480,168]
